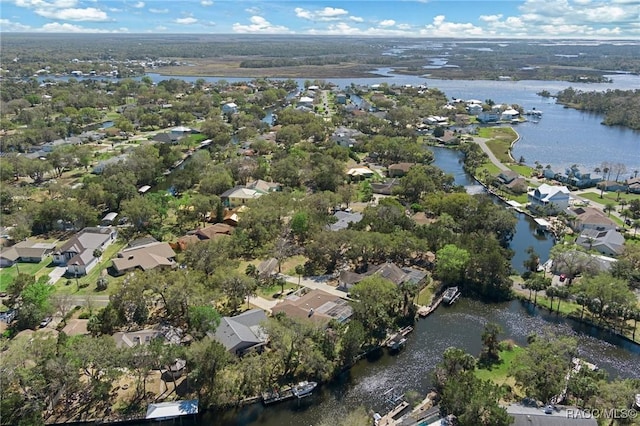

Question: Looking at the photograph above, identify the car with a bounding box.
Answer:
[559,274,566,282]
[39,317,52,328]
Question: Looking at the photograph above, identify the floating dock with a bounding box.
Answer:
[261,386,294,405]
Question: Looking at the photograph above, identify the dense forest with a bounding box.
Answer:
[555,88,640,130]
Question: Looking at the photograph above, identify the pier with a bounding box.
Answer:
[261,386,294,405]
[417,295,443,318]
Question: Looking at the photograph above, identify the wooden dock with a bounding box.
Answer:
[384,326,414,349]
[377,401,410,426]
[261,386,294,405]
[417,295,443,318]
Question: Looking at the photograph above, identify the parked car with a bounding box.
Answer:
[39,317,52,328]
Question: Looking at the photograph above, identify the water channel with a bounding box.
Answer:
[194,147,637,426]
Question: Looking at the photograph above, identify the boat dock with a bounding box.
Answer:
[374,388,411,426]
[442,287,461,305]
[417,295,443,318]
[385,326,414,350]
[261,386,294,405]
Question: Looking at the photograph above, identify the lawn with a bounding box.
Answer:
[507,164,535,177]
[416,285,434,306]
[578,191,640,205]
[0,257,53,291]
[475,345,524,388]
[257,280,298,300]
[51,240,127,296]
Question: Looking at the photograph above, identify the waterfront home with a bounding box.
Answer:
[220,186,265,208]
[170,126,191,142]
[576,229,625,257]
[477,111,500,123]
[246,179,282,193]
[567,207,617,232]
[599,180,627,193]
[52,227,117,276]
[271,289,353,325]
[627,177,640,193]
[506,404,596,426]
[0,240,56,267]
[527,184,570,214]
[336,93,347,104]
[500,108,520,121]
[346,167,376,181]
[111,240,176,276]
[497,171,527,193]
[338,262,426,291]
[466,103,483,115]
[209,309,268,356]
[113,324,184,348]
[298,96,314,108]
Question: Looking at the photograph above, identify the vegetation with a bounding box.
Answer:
[556,87,640,130]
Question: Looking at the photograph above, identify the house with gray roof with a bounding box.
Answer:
[0,240,56,268]
[209,309,268,356]
[528,184,570,214]
[326,210,363,231]
[338,262,427,290]
[53,227,117,276]
[576,229,625,256]
[506,403,596,426]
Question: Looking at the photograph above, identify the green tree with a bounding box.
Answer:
[185,339,231,405]
[435,244,470,286]
[349,275,402,343]
[16,278,54,330]
[479,323,502,366]
[188,305,221,340]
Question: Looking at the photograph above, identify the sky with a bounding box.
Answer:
[1,0,639,39]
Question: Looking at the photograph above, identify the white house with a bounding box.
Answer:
[53,227,117,276]
[466,104,483,115]
[527,184,570,214]
[298,96,314,108]
[170,126,191,142]
[501,108,520,121]
[222,102,238,114]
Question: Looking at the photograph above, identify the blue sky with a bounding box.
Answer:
[1,0,639,38]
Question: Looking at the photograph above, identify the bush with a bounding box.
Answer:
[78,311,91,319]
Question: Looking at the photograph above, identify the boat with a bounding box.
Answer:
[442,287,460,305]
[291,381,317,398]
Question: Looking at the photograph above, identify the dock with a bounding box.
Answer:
[385,326,414,350]
[261,386,294,405]
[417,295,443,318]
[375,388,411,426]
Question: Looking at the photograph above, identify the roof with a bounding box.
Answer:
[195,223,234,240]
[171,126,191,132]
[246,179,280,193]
[340,262,427,287]
[111,242,176,273]
[347,167,375,177]
[57,228,114,255]
[271,289,353,324]
[388,163,415,173]
[211,309,268,353]
[1,239,57,260]
[113,324,183,348]
[534,184,570,202]
[101,212,118,222]
[576,229,625,254]
[326,211,363,231]
[569,207,616,228]
[146,400,198,420]
[220,186,265,200]
[506,404,597,426]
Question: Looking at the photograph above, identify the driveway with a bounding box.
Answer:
[279,274,348,298]
[472,136,510,172]
[248,295,279,313]
[48,266,67,285]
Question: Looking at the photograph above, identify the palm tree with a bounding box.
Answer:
[294,264,305,290]
[546,286,557,311]
[576,293,588,320]
[604,202,615,217]
[633,219,640,236]
[555,287,570,314]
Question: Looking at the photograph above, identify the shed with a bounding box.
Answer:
[101,212,118,226]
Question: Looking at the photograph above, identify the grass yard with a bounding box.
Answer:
[475,345,523,388]
[0,257,53,291]
[257,280,298,300]
[51,240,127,296]
[486,139,514,164]
[416,285,434,306]
[507,164,535,177]
[578,191,640,205]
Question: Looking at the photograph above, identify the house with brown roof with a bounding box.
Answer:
[271,289,353,325]
[0,240,56,268]
[388,163,416,178]
[177,223,234,250]
[52,227,117,276]
[111,241,176,276]
[568,206,617,232]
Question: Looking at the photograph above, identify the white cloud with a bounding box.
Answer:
[133,1,144,8]
[245,7,260,14]
[149,8,168,13]
[16,0,78,8]
[295,6,349,21]
[201,0,213,6]
[419,15,484,37]
[379,19,395,27]
[0,18,32,31]
[233,15,291,33]
[479,14,503,23]
[108,7,122,12]
[175,17,198,24]
[35,7,109,21]
[38,22,126,32]
[349,16,364,23]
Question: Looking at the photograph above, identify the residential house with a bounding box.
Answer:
[466,103,483,115]
[335,93,347,104]
[222,102,238,114]
[246,179,281,193]
[576,229,625,256]
[326,210,363,232]
[436,130,459,145]
[500,108,520,121]
[113,324,184,348]
[298,96,314,108]
[92,153,130,174]
[346,167,376,181]
[562,165,602,188]
[477,111,500,123]
[0,240,57,268]
[209,309,268,356]
[220,186,265,208]
[527,184,570,214]
[388,163,416,178]
[626,177,640,193]
[331,127,362,148]
[111,240,176,276]
[567,207,617,232]
[170,126,191,142]
[338,262,427,291]
[496,170,527,192]
[271,289,353,325]
[371,179,400,195]
[506,404,596,426]
[53,227,117,276]
[600,180,627,192]
[424,116,449,126]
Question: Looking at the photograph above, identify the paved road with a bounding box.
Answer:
[473,136,510,171]
[279,274,348,298]
[67,295,110,308]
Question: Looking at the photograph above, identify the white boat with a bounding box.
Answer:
[442,287,460,304]
[291,381,317,398]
